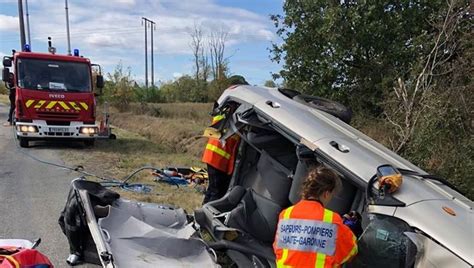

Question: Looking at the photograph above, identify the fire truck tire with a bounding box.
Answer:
[84,139,95,147]
[19,137,30,148]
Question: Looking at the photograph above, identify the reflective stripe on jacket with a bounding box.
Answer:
[273,200,358,268]
[202,115,240,175]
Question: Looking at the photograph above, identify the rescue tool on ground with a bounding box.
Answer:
[2,37,113,148]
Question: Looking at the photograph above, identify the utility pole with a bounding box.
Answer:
[65,0,72,55]
[25,0,31,48]
[17,0,26,49]
[150,20,156,88]
[142,17,148,88]
[142,17,156,88]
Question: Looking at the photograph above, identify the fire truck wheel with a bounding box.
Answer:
[84,139,95,147]
[19,137,30,148]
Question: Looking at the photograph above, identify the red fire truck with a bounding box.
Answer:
[2,45,104,148]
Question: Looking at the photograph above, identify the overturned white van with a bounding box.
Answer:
[61,86,473,268]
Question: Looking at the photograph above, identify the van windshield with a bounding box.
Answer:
[17,58,91,92]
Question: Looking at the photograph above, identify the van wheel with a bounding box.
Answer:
[293,94,352,124]
[84,139,95,147]
[19,137,29,148]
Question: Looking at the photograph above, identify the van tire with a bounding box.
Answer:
[293,94,352,124]
[19,137,29,148]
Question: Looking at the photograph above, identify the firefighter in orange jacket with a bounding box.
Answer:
[201,76,248,204]
[274,166,358,267]
[201,113,240,204]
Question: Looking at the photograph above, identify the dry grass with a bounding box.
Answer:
[0,94,8,105]
[60,102,213,212]
[109,102,212,158]
[352,114,396,149]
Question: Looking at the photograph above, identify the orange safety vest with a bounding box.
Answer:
[273,200,358,268]
[202,115,240,175]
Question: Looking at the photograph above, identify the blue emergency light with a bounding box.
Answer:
[23,44,31,52]
[73,49,80,56]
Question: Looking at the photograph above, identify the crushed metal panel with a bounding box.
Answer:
[77,189,114,268]
[97,203,218,267]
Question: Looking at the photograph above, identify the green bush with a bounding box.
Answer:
[101,63,136,111]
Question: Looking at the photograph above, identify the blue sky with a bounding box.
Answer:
[0,0,283,85]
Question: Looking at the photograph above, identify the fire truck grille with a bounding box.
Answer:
[46,121,71,126]
[36,112,80,120]
[45,132,74,136]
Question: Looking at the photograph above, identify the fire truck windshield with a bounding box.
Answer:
[17,58,92,92]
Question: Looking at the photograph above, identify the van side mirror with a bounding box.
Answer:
[2,57,12,67]
[96,75,104,89]
[2,68,11,82]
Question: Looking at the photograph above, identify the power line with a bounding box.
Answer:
[1,27,142,40]
[1,28,142,43]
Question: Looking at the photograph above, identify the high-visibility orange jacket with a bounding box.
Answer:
[202,115,240,175]
[273,200,358,268]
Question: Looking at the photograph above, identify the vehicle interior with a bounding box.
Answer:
[194,104,366,267]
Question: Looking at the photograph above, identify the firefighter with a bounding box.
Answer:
[201,114,240,204]
[4,73,15,126]
[201,75,248,204]
[273,166,358,267]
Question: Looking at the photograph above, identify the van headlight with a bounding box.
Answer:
[17,125,38,133]
[80,127,98,134]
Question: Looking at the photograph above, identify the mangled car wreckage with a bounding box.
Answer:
[59,85,473,267]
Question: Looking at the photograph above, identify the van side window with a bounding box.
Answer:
[349,214,417,268]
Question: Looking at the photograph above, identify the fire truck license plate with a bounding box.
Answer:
[49,127,68,132]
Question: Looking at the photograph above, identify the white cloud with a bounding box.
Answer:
[0,14,18,32]
[115,0,136,6]
[173,72,183,79]
[17,0,274,54]
[84,33,126,48]
[0,0,278,82]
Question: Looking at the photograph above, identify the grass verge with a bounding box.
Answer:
[60,102,212,212]
[0,94,8,105]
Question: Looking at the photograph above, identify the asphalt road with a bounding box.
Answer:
[0,103,98,268]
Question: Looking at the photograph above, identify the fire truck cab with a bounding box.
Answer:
[2,48,104,148]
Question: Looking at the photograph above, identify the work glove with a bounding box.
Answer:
[343,211,363,238]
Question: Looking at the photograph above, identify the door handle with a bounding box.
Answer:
[330,141,350,153]
[266,100,280,108]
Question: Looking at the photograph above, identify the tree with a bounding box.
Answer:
[384,0,468,153]
[264,80,276,87]
[104,63,136,111]
[271,0,473,198]
[189,23,205,81]
[271,1,444,114]
[209,29,229,80]
[383,0,473,198]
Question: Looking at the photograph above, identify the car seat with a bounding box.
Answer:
[198,151,292,244]
[289,158,358,216]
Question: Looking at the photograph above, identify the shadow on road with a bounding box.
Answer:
[27,140,86,150]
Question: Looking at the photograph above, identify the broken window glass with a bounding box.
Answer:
[349,214,417,268]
